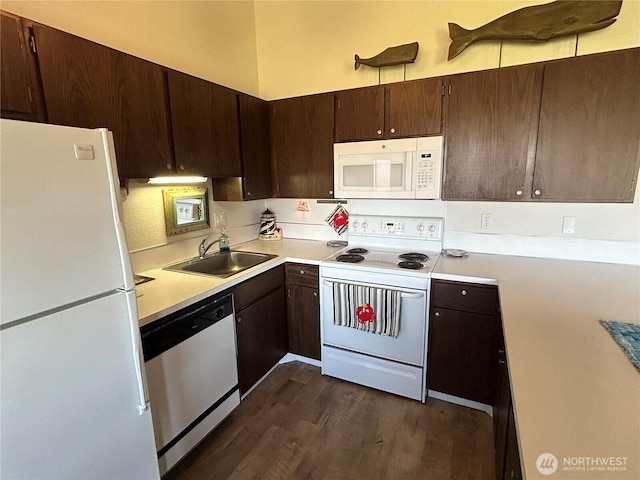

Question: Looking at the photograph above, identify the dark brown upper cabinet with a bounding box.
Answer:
[443,64,543,201]
[238,93,272,199]
[0,12,46,122]
[270,93,334,198]
[444,48,640,203]
[533,48,640,202]
[167,70,242,177]
[30,24,174,178]
[334,77,443,142]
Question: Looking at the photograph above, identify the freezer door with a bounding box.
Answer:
[0,119,133,326]
[0,293,159,479]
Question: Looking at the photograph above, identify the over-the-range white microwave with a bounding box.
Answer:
[333,136,443,199]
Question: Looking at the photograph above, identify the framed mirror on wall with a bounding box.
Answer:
[162,187,210,236]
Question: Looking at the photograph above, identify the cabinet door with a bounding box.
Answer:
[0,13,45,122]
[270,94,334,198]
[168,70,242,177]
[428,308,495,404]
[32,24,173,177]
[238,94,272,199]
[386,77,442,138]
[534,48,640,202]
[443,65,543,200]
[334,86,385,142]
[235,286,287,395]
[503,404,523,480]
[286,285,320,360]
[493,324,510,480]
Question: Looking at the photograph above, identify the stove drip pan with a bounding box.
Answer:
[336,254,366,263]
[346,248,369,255]
[398,252,429,263]
[397,261,424,270]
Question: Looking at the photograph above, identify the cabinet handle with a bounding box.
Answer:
[166,164,172,170]
[390,128,396,134]
[515,189,523,196]
[498,348,505,354]
[299,270,305,274]
[329,190,333,195]
[534,189,541,196]
[237,317,242,323]
[313,291,318,297]
[376,129,382,135]
[247,192,252,196]
[179,164,185,171]
[498,358,506,365]
[460,289,467,296]
[434,311,440,317]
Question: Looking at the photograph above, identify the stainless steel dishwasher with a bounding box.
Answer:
[141,293,239,475]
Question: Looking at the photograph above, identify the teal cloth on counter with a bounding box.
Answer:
[600,320,640,373]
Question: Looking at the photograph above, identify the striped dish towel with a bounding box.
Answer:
[333,282,401,337]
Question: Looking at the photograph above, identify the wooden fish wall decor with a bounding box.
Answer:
[355,42,419,70]
[447,0,623,60]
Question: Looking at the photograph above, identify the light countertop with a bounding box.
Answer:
[135,238,341,326]
[136,241,640,479]
[433,254,640,480]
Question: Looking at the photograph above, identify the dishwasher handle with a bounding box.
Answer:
[141,293,234,362]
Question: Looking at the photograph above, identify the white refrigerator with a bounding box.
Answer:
[0,119,160,479]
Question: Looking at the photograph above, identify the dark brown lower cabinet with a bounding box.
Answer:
[428,307,495,404]
[285,263,320,360]
[503,404,523,480]
[428,280,498,404]
[234,267,287,395]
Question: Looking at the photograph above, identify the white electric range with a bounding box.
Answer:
[320,215,443,402]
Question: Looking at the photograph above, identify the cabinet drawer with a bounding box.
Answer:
[285,263,318,288]
[233,265,285,312]
[432,280,498,315]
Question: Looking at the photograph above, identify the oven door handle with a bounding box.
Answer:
[323,280,425,299]
[400,292,425,299]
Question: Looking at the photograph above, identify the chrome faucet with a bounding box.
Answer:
[198,235,220,259]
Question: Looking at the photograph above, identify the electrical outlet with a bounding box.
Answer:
[214,212,226,227]
[481,213,493,230]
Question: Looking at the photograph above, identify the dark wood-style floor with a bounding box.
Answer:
[164,362,494,480]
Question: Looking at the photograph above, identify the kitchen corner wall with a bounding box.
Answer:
[121,183,265,273]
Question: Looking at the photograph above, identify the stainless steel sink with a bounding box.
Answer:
[164,251,277,278]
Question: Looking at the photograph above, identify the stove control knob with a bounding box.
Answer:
[352,220,359,228]
[362,221,369,229]
[417,223,425,232]
[429,224,437,233]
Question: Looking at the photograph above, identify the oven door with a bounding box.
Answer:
[320,278,427,365]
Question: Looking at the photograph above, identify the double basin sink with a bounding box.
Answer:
[164,251,277,278]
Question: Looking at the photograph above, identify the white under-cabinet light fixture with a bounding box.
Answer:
[147,176,208,184]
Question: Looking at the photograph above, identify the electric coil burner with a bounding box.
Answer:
[320,215,444,403]
[397,261,424,270]
[335,254,365,263]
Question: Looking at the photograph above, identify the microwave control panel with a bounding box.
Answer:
[415,148,442,199]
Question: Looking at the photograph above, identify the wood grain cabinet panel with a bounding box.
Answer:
[233,266,287,395]
[285,263,320,360]
[0,12,46,122]
[235,286,288,395]
[334,78,443,142]
[31,24,174,177]
[168,70,242,177]
[335,86,385,142]
[533,48,640,202]
[270,94,334,198]
[443,64,543,201]
[238,94,272,199]
[385,77,443,138]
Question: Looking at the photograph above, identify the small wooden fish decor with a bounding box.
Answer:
[447,0,623,60]
[355,42,419,70]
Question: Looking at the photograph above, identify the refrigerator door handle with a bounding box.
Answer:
[123,289,150,415]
